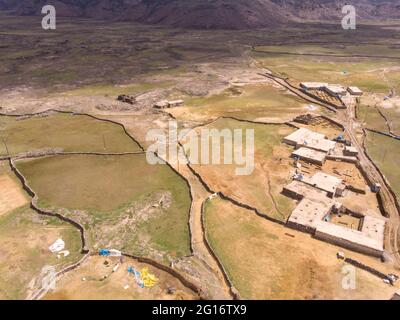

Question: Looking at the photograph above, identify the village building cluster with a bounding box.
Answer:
[284,127,358,166]
[300,82,363,98]
[282,127,386,257]
[300,82,363,109]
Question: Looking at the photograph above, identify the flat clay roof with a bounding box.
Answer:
[315,220,384,252]
[302,172,343,194]
[292,147,327,164]
[284,128,336,152]
[285,128,326,144]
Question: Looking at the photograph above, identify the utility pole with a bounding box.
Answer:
[363,105,370,125]
[102,134,106,151]
[2,138,9,156]
[382,149,387,165]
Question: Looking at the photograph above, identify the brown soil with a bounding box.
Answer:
[44,256,198,300]
[0,173,28,216]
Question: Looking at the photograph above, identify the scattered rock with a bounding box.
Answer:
[117,94,136,105]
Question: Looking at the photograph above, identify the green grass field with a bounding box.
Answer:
[378,106,400,136]
[254,44,400,58]
[172,84,309,122]
[365,132,400,199]
[357,104,388,133]
[0,113,141,156]
[16,154,191,262]
[0,206,82,300]
[254,53,399,94]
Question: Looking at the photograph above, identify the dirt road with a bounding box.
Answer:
[337,105,400,265]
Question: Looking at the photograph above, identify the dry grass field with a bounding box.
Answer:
[15,154,192,262]
[0,206,82,300]
[204,197,399,300]
[0,162,28,216]
[185,118,296,221]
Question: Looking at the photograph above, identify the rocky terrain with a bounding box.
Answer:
[6,0,400,29]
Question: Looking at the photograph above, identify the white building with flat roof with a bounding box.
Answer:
[284,128,326,146]
[361,215,386,244]
[284,128,336,153]
[324,85,348,97]
[314,219,384,257]
[283,166,385,256]
[287,198,336,231]
[283,180,328,200]
[348,86,363,96]
[300,82,328,90]
[344,146,359,157]
[292,147,327,165]
[297,172,344,197]
[168,100,184,107]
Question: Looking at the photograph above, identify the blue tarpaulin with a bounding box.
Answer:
[128,266,144,288]
[99,249,110,256]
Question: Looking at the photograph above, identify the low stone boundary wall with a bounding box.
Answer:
[155,151,195,256]
[259,73,338,113]
[366,128,400,141]
[326,155,358,164]
[201,198,240,300]
[361,129,400,213]
[319,115,345,130]
[286,221,315,234]
[122,252,203,298]
[300,89,346,109]
[9,158,90,253]
[344,257,393,282]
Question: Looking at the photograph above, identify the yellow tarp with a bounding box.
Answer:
[140,267,158,288]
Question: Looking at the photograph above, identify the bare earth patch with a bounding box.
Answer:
[0,173,28,216]
[44,256,198,300]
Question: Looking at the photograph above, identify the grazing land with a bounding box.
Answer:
[365,132,400,199]
[0,206,82,300]
[169,84,310,123]
[15,154,191,262]
[253,47,400,94]
[0,113,141,156]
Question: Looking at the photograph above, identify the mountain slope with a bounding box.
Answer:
[8,0,400,29]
